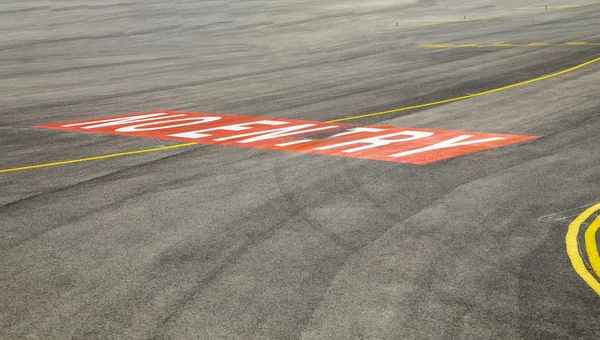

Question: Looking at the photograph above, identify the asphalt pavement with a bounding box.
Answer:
[1,1,599,339]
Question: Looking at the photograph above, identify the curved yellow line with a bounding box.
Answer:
[1,55,599,173]
[585,215,600,276]
[0,143,197,173]
[566,203,600,295]
[327,56,600,122]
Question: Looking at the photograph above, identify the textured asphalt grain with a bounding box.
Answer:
[1,1,599,339]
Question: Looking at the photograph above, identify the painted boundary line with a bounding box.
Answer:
[585,216,600,277]
[423,42,600,48]
[1,55,599,173]
[566,203,600,295]
[0,143,197,173]
[327,56,600,122]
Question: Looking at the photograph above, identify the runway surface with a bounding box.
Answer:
[1,1,599,339]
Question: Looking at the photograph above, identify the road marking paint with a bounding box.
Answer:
[327,56,600,122]
[405,19,469,23]
[585,216,600,276]
[34,111,537,165]
[566,203,600,295]
[0,143,197,173]
[1,55,599,173]
[276,139,312,146]
[423,42,600,48]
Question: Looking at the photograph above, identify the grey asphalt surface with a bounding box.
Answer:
[1,1,600,339]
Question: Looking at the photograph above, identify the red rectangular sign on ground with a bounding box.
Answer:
[37,111,537,164]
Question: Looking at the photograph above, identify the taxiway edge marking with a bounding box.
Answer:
[584,215,600,277]
[0,143,197,173]
[327,56,600,122]
[566,203,600,296]
[423,42,600,48]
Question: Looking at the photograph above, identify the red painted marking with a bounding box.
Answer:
[36,111,538,164]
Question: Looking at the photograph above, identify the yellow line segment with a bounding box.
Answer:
[0,143,197,173]
[405,19,469,23]
[423,42,600,48]
[1,55,599,173]
[585,215,600,277]
[327,56,600,122]
[566,203,600,295]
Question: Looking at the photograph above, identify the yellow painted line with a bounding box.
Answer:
[585,215,600,276]
[328,55,600,122]
[1,55,599,173]
[566,203,600,295]
[405,19,469,22]
[423,42,600,48]
[0,143,197,173]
